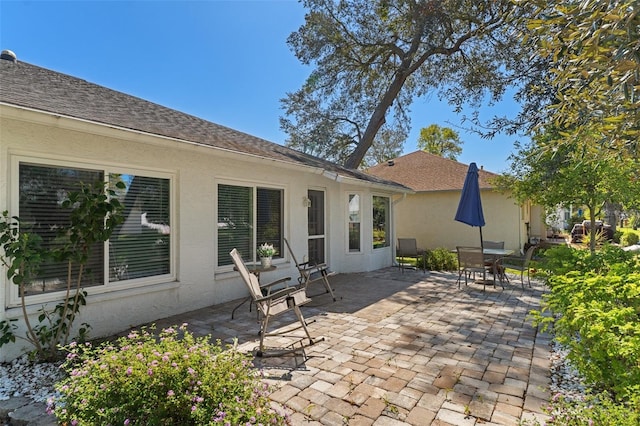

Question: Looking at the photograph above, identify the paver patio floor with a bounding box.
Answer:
[153,267,552,425]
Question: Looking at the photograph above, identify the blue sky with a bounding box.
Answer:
[1,0,526,173]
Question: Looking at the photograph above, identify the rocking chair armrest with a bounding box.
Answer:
[298,262,328,272]
[259,277,292,294]
[255,285,300,303]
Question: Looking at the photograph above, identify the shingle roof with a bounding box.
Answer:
[0,56,408,191]
[366,150,499,192]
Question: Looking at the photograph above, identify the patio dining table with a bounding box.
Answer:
[483,248,514,286]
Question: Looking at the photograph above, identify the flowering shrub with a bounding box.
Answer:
[50,324,290,425]
[257,243,276,258]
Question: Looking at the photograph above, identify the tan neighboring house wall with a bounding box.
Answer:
[394,189,528,251]
[368,151,545,254]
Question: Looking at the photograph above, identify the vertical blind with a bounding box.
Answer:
[217,184,283,266]
[19,164,104,295]
[109,174,171,282]
[218,184,253,266]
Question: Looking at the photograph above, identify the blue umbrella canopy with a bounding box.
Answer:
[455,162,485,245]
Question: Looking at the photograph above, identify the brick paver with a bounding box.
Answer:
[3,267,552,425]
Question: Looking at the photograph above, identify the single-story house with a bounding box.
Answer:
[366,151,547,252]
[0,50,410,361]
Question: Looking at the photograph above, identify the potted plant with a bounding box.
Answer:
[257,243,276,267]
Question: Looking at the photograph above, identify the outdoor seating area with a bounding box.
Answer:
[152,266,551,425]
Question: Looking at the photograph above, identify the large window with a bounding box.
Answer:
[109,174,171,282]
[217,184,283,266]
[348,194,361,252]
[373,196,390,249]
[17,162,172,296]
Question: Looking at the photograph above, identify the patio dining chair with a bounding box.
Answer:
[230,248,322,357]
[397,238,426,273]
[283,238,337,301]
[501,245,537,289]
[456,246,492,290]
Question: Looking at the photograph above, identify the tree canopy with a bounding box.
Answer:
[281,0,536,168]
[525,0,640,159]
[495,127,639,252]
[416,124,463,160]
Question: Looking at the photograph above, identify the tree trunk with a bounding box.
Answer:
[344,73,409,169]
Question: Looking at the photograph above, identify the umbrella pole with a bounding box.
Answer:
[479,226,484,248]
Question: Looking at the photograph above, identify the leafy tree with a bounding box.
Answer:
[496,127,640,253]
[0,180,124,360]
[417,124,463,160]
[281,0,537,168]
[525,0,640,159]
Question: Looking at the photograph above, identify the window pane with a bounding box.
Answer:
[308,190,324,236]
[109,174,171,281]
[19,163,104,295]
[218,184,252,266]
[348,194,361,252]
[373,196,390,249]
[256,188,283,258]
[308,237,325,264]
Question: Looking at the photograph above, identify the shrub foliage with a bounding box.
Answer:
[51,324,290,425]
[422,248,458,271]
[530,245,640,422]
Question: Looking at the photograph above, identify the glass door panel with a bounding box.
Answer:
[307,189,325,264]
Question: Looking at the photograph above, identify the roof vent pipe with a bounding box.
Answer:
[1,50,17,62]
[387,160,394,166]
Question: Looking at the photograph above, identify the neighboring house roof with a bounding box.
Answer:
[366,150,499,192]
[0,53,409,192]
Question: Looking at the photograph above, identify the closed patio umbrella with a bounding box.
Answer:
[454,162,485,247]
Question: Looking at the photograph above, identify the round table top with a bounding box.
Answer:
[234,264,277,274]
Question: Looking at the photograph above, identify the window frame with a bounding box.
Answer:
[372,194,390,250]
[216,179,286,270]
[7,154,176,308]
[347,192,362,253]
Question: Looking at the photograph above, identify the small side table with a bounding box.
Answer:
[231,264,276,319]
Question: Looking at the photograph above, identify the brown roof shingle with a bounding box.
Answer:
[0,57,408,191]
[366,150,499,192]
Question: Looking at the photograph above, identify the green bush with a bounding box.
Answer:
[531,246,640,400]
[50,324,290,425]
[620,231,639,247]
[523,391,640,426]
[422,248,457,271]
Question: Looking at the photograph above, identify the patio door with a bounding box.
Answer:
[307,189,326,264]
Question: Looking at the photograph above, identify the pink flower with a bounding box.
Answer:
[126,367,133,376]
[167,390,175,397]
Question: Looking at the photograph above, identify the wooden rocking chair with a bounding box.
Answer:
[230,248,322,357]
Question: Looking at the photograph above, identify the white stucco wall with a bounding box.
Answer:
[393,190,536,253]
[0,106,398,360]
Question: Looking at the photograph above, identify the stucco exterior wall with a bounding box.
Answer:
[0,107,397,360]
[394,190,532,252]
